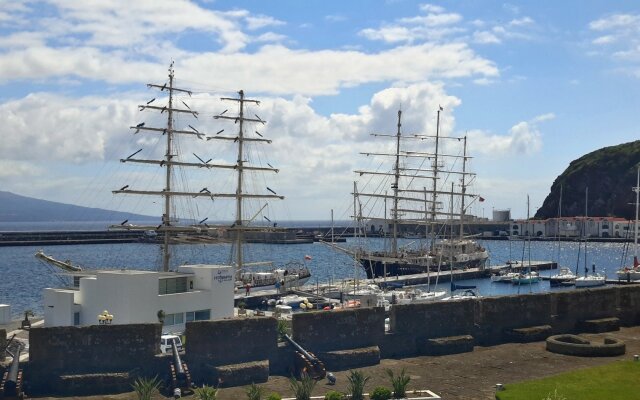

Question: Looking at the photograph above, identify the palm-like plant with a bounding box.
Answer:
[194,385,218,400]
[347,370,370,400]
[288,373,316,400]
[246,382,265,400]
[386,368,410,399]
[131,376,162,400]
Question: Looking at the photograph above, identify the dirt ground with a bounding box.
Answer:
[29,325,640,400]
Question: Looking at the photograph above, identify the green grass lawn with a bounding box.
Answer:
[496,360,640,400]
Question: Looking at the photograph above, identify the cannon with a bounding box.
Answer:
[1,341,24,400]
[168,338,192,395]
[283,334,326,380]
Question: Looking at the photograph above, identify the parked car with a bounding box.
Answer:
[160,334,183,354]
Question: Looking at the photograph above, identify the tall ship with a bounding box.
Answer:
[353,108,489,279]
[38,63,310,291]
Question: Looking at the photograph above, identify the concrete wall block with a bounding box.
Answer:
[0,328,5,362]
[390,300,476,339]
[319,346,380,371]
[475,293,552,345]
[551,287,619,333]
[616,286,640,326]
[211,360,270,387]
[292,307,386,353]
[185,317,278,367]
[379,333,417,359]
[29,324,161,374]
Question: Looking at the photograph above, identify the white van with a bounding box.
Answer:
[160,334,184,354]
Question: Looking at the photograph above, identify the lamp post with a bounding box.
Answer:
[98,310,113,325]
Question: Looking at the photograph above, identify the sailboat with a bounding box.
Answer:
[354,108,489,280]
[616,165,640,282]
[574,188,606,288]
[549,186,577,286]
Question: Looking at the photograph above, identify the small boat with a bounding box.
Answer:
[491,271,520,283]
[384,288,447,305]
[575,272,606,288]
[442,289,480,301]
[511,271,540,285]
[549,267,576,286]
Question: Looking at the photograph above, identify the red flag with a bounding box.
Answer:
[304,255,312,261]
[634,256,639,268]
[479,196,485,202]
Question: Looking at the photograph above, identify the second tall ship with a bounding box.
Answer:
[354,108,489,279]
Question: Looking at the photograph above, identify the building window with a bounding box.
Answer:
[185,311,195,322]
[194,309,211,321]
[73,312,80,326]
[159,277,188,295]
[163,312,185,326]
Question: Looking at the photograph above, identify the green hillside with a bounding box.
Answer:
[535,140,640,219]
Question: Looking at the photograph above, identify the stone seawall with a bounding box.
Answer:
[25,284,640,396]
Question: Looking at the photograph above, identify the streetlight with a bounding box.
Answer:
[98,310,113,325]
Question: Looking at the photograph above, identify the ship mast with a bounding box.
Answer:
[459,136,467,239]
[430,106,442,251]
[112,67,281,273]
[391,110,402,257]
[216,90,281,274]
[113,62,207,272]
[163,64,175,272]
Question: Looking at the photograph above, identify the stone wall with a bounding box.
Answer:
[0,328,5,362]
[475,293,552,345]
[292,307,385,353]
[29,323,161,374]
[186,317,278,367]
[551,287,619,333]
[185,317,278,385]
[21,284,640,396]
[616,286,640,326]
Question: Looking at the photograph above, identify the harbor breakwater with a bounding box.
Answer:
[14,284,640,396]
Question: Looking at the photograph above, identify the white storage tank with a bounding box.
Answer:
[493,209,511,222]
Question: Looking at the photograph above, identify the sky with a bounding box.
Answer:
[1,0,640,223]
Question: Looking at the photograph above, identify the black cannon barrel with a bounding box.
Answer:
[284,334,319,365]
[4,345,21,395]
[171,339,185,377]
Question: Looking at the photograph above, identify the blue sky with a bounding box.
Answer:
[1,1,640,222]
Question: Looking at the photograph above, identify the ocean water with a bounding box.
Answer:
[0,225,633,319]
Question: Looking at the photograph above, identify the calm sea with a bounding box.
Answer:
[0,221,633,319]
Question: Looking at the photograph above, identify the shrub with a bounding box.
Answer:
[347,370,370,400]
[131,376,162,400]
[277,319,290,339]
[289,373,317,400]
[266,393,282,400]
[386,368,411,399]
[324,390,344,400]
[194,385,218,400]
[370,386,392,400]
[246,383,265,400]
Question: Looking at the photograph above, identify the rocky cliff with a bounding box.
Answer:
[535,140,640,219]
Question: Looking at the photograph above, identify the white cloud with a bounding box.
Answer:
[325,15,346,22]
[473,31,501,44]
[467,113,552,156]
[419,4,445,14]
[245,15,286,30]
[587,13,640,77]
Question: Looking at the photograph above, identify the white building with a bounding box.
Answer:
[43,264,234,334]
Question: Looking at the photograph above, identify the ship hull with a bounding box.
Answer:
[359,257,488,279]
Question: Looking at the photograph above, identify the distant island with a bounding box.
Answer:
[536,140,640,220]
[0,191,156,222]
